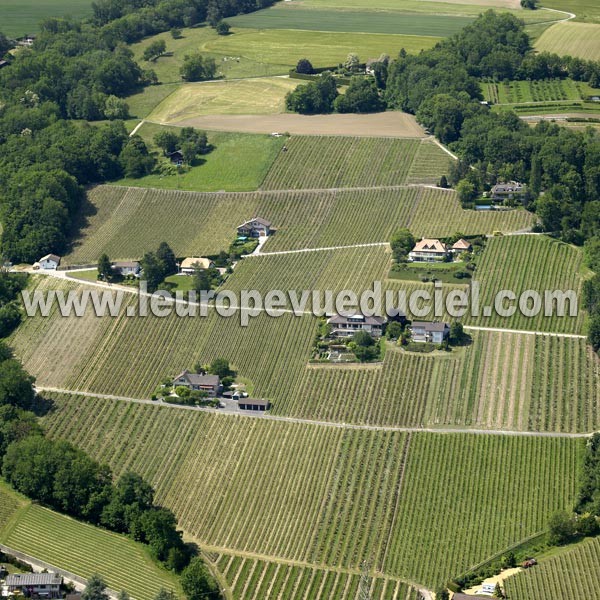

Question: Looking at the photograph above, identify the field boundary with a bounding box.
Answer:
[35,387,595,437]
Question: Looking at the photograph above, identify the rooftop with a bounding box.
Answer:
[6,573,62,586]
[174,370,220,386]
[328,314,386,326]
[181,257,212,270]
[411,239,448,253]
[412,321,450,332]
[238,217,271,228]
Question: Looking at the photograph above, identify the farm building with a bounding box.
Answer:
[34,254,61,270]
[408,239,449,262]
[238,398,271,411]
[167,150,184,166]
[5,572,62,598]
[173,370,220,397]
[327,313,386,338]
[411,321,450,344]
[112,260,141,276]
[237,217,272,238]
[491,181,526,202]
[180,257,214,275]
[451,239,473,255]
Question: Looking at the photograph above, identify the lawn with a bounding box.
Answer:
[535,22,600,61]
[0,0,91,37]
[117,124,285,192]
[2,504,181,600]
[227,5,474,36]
[40,394,581,589]
[126,83,181,120]
[147,78,300,123]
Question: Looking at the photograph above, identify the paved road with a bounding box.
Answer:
[35,387,593,438]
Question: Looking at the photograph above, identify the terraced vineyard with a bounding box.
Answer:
[2,504,181,600]
[504,536,600,600]
[66,185,534,264]
[212,554,421,600]
[465,235,588,334]
[261,137,445,190]
[40,394,580,590]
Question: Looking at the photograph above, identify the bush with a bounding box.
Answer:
[296,58,314,75]
[216,21,231,35]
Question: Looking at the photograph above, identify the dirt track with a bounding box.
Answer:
[170,112,426,138]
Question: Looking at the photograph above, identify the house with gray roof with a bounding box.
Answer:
[410,321,450,344]
[327,313,386,338]
[173,370,220,397]
[6,572,62,598]
[237,217,272,238]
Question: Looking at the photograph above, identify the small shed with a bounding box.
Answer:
[36,253,61,270]
[238,398,271,412]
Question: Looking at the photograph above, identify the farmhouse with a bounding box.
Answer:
[112,260,141,276]
[491,181,526,202]
[238,398,271,411]
[237,217,272,238]
[173,370,220,397]
[180,257,214,275]
[451,238,473,255]
[5,572,63,598]
[411,321,450,344]
[327,313,386,338]
[167,150,184,166]
[35,254,61,270]
[408,239,449,262]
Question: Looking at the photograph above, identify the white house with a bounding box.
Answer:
[411,321,450,344]
[180,257,214,275]
[35,254,61,270]
[237,217,272,238]
[6,573,62,598]
[408,239,449,262]
[450,239,472,255]
[112,260,141,276]
[327,313,386,338]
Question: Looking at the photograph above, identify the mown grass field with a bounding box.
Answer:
[64,183,533,264]
[2,504,181,600]
[466,235,588,334]
[535,22,600,61]
[212,553,421,600]
[541,0,600,22]
[201,28,440,70]
[227,5,474,36]
[116,124,286,192]
[147,78,300,123]
[40,395,581,590]
[0,0,91,37]
[504,536,600,599]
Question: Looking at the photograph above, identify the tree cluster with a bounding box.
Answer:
[154,127,209,164]
[140,241,177,292]
[285,72,339,115]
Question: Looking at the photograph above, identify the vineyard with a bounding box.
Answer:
[0,481,28,539]
[11,275,600,432]
[260,137,447,190]
[211,553,422,600]
[465,235,588,334]
[65,184,534,264]
[483,79,581,105]
[504,536,600,600]
[40,394,580,590]
[1,505,181,600]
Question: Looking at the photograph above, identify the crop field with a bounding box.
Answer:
[504,536,600,599]
[147,78,301,123]
[2,505,181,600]
[465,235,588,334]
[116,125,286,192]
[40,394,580,589]
[212,553,421,600]
[541,0,600,23]
[261,137,449,189]
[227,5,474,36]
[535,22,600,61]
[64,184,533,265]
[483,79,582,105]
[0,0,91,37]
